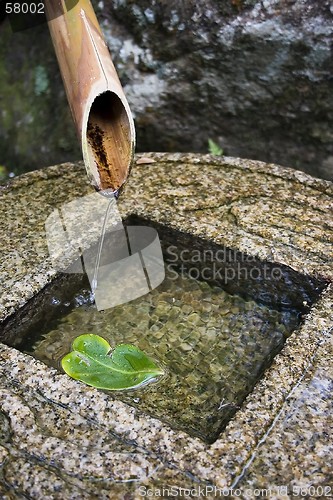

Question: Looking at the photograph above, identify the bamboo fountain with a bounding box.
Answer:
[45,0,135,194]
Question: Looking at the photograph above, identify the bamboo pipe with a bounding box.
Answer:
[45,0,135,193]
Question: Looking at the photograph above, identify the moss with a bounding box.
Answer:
[0,21,80,175]
[34,65,49,96]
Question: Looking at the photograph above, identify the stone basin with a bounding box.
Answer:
[0,153,332,497]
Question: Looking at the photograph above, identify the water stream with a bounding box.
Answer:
[90,193,116,294]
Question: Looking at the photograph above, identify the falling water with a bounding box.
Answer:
[91,190,118,294]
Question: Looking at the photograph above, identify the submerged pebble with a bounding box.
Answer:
[28,268,299,443]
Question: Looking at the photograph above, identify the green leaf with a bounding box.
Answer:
[208,138,223,156]
[61,334,164,390]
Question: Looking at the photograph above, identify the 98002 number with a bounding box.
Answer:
[5,2,44,14]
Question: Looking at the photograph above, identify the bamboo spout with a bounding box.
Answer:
[45,0,135,193]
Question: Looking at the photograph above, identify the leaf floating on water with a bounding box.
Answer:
[61,334,164,390]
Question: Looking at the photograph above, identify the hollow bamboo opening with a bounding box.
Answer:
[86,91,133,192]
[46,0,135,193]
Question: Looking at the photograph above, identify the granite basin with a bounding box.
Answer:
[0,154,332,496]
[1,217,327,443]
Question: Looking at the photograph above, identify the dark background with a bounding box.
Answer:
[0,0,332,180]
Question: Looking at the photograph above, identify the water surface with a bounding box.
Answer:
[20,266,300,443]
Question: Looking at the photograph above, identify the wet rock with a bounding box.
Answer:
[104,0,333,180]
[0,1,332,180]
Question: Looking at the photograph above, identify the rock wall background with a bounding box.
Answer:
[0,0,332,180]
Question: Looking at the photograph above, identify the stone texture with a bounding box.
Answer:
[0,22,80,175]
[0,153,332,497]
[238,331,333,497]
[0,1,332,180]
[105,0,333,181]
